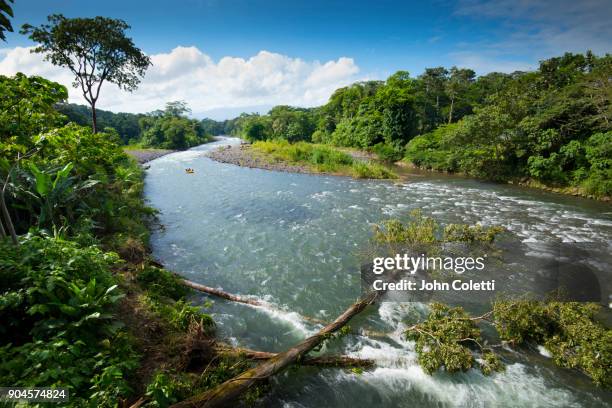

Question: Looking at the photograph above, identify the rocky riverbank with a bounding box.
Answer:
[208,144,314,174]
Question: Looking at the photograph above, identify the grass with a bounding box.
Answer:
[252,140,397,179]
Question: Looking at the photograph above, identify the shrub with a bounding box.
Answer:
[137,266,189,300]
[252,140,396,179]
[0,236,140,406]
[350,161,397,179]
[371,142,404,162]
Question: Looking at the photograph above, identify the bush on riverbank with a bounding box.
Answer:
[0,236,140,406]
[252,140,397,179]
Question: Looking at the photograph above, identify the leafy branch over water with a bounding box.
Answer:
[378,212,611,388]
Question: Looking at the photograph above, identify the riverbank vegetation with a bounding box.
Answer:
[1,70,208,405]
[251,140,397,179]
[49,49,612,198]
[220,52,610,199]
[1,71,609,405]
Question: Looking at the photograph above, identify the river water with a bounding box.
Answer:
[145,137,612,407]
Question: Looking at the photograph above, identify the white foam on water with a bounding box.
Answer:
[334,301,586,407]
[336,356,582,407]
[537,345,552,358]
[311,191,333,201]
[250,299,319,337]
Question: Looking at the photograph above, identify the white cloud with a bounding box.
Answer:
[449,0,612,73]
[0,46,359,116]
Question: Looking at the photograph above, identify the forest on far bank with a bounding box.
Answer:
[56,51,611,198]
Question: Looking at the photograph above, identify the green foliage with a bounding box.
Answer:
[21,14,151,132]
[350,161,396,179]
[493,300,611,387]
[2,121,151,241]
[18,161,100,229]
[143,294,214,333]
[221,52,609,198]
[404,52,612,197]
[242,115,271,142]
[409,298,612,387]
[405,303,501,375]
[137,266,189,300]
[0,236,140,406]
[0,0,13,41]
[443,224,505,243]
[143,356,258,407]
[0,72,210,407]
[0,73,67,149]
[582,131,612,196]
[56,103,144,144]
[145,371,192,407]
[140,101,210,149]
[252,140,397,179]
[373,209,503,244]
[329,109,384,148]
[371,142,404,162]
[479,351,505,376]
[373,210,438,244]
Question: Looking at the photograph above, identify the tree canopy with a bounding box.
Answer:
[0,0,13,41]
[21,14,151,133]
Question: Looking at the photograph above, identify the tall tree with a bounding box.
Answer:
[445,67,475,124]
[21,14,151,133]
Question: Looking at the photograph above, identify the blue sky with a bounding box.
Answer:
[2,0,611,118]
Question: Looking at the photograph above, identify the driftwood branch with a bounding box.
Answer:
[181,278,261,306]
[171,291,379,408]
[179,276,327,325]
[215,345,374,368]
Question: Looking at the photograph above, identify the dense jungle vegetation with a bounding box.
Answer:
[58,101,211,150]
[224,52,611,198]
[0,72,245,406]
[58,52,611,198]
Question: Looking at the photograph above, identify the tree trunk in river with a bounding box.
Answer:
[170,291,379,408]
[180,276,327,325]
[215,344,374,368]
[180,277,261,306]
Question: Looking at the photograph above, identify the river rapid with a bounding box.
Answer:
[145,137,612,408]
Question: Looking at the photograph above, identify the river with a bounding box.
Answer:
[144,137,612,407]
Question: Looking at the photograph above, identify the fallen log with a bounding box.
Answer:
[180,277,327,325]
[215,345,374,368]
[180,278,261,306]
[170,291,379,408]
